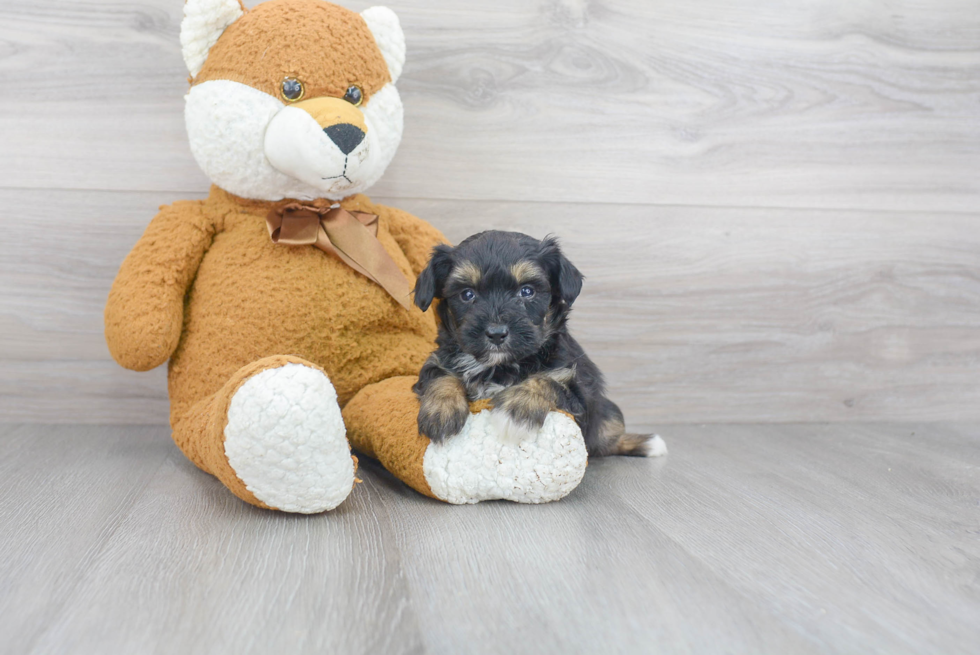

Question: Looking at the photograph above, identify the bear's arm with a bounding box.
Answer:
[104,201,216,371]
[375,204,451,276]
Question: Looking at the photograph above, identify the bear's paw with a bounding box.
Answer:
[224,363,354,513]
[422,410,588,505]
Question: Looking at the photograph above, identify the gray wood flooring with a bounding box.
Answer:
[2,423,978,654]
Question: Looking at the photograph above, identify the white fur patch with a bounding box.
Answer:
[180,0,243,78]
[224,364,354,513]
[423,410,588,505]
[645,434,668,457]
[185,80,403,201]
[264,105,352,191]
[353,84,404,194]
[489,408,538,445]
[361,7,406,84]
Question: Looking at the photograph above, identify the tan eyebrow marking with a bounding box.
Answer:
[510,260,546,284]
[449,261,481,287]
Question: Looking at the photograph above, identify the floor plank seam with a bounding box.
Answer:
[4,185,979,217]
[356,469,432,655]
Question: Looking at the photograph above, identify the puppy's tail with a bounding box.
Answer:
[615,433,668,458]
[592,398,668,457]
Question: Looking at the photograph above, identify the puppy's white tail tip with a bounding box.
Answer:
[645,434,668,457]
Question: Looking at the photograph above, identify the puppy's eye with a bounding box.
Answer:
[281,77,305,102]
[343,85,363,107]
[460,289,476,302]
[519,285,535,298]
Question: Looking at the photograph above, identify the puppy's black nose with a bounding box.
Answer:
[485,325,509,345]
[324,123,365,155]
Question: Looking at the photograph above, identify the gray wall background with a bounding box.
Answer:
[1,0,977,425]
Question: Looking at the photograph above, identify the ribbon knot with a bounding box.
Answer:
[267,203,413,310]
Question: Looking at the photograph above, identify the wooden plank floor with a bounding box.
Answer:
[2,423,978,654]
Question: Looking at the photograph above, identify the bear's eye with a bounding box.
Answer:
[520,285,535,298]
[281,77,305,102]
[459,289,476,302]
[343,85,363,107]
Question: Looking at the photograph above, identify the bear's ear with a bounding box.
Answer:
[361,6,406,84]
[180,0,245,78]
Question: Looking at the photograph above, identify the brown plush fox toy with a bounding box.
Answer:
[105,0,589,512]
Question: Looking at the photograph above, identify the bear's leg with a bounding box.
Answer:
[342,376,589,504]
[172,355,356,513]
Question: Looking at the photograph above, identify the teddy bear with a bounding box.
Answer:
[104,0,589,513]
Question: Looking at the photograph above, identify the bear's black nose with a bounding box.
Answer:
[485,325,510,345]
[324,123,365,155]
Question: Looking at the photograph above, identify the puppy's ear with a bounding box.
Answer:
[540,236,584,307]
[414,244,455,312]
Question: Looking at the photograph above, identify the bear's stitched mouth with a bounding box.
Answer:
[322,156,353,185]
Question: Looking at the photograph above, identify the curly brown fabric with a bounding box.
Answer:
[192,0,391,103]
[105,186,449,507]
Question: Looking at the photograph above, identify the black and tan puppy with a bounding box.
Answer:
[412,230,660,457]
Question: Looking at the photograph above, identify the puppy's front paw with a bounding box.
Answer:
[418,400,469,442]
[418,377,469,442]
[491,379,556,444]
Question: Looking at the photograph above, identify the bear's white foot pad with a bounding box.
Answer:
[224,363,354,513]
[423,410,588,505]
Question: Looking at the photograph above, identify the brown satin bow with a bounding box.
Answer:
[266,203,413,310]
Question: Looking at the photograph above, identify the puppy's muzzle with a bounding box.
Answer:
[485,324,509,345]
